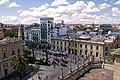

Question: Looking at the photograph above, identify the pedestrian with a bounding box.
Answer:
[54,64,55,68]
[46,76,48,80]
[38,76,41,80]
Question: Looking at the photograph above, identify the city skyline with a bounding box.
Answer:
[0,0,120,24]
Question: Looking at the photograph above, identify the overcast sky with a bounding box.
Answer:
[0,0,120,24]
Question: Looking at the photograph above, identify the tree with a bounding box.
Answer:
[28,42,37,58]
[11,55,28,80]
[23,49,31,57]
[30,72,35,80]
[4,30,18,38]
[44,45,50,63]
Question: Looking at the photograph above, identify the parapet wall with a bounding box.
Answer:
[60,62,102,80]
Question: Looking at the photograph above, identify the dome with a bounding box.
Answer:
[79,35,91,40]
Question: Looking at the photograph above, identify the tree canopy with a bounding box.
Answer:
[4,29,18,38]
[11,55,28,80]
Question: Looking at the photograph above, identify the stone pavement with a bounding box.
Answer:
[23,49,88,80]
[79,69,113,80]
[23,54,85,80]
[102,59,120,80]
[113,59,120,80]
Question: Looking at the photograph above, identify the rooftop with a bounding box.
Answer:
[0,37,22,45]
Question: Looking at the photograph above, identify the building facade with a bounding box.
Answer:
[0,37,23,79]
[51,37,115,60]
[52,26,72,38]
[40,17,54,45]
[25,27,41,44]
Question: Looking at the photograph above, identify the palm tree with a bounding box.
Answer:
[28,42,37,58]
[44,45,50,63]
[11,55,28,80]
[23,49,31,57]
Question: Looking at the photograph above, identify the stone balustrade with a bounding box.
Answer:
[59,61,102,80]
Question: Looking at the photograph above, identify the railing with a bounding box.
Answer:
[60,61,102,80]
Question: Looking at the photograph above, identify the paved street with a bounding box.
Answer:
[24,49,86,80]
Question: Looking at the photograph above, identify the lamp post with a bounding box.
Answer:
[69,64,72,73]
[62,50,64,60]
[60,68,64,79]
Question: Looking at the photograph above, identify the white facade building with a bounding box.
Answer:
[25,27,41,44]
[25,17,54,45]
[52,26,72,38]
[40,17,54,45]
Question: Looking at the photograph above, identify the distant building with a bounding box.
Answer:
[99,24,112,34]
[0,23,4,28]
[52,26,72,38]
[25,26,41,45]
[40,17,54,45]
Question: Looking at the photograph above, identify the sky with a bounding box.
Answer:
[0,0,120,24]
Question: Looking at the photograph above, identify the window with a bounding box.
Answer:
[4,69,7,75]
[54,41,55,44]
[57,41,59,45]
[85,50,87,55]
[85,45,87,48]
[61,42,62,46]
[80,44,82,48]
[12,50,14,55]
[96,46,99,50]
[105,53,107,56]
[80,50,82,53]
[69,43,71,46]
[3,53,6,58]
[90,51,93,56]
[96,52,99,57]
[75,43,77,47]
[18,49,20,54]
[65,47,66,51]
[105,47,108,51]
[53,46,55,49]
[61,47,62,50]
[65,42,66,46]
[91,46,93,49]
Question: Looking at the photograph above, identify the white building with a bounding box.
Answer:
[52,26,72,38]
[25,27,41,44]
[40,17,54,45]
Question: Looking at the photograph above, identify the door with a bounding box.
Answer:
[5,69,7,75]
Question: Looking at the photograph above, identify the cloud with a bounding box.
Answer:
[8,2,20,8]
[87,1,96,8]
[104,0,108,1]
[115,0,120,5]
[99,3,111,10]
[29,3,49,11]
[0,0,9,5]
[82,1,100,13]
[82,7,100,13]
[20,1,86,17]
[112,7,120,16]
[18,0,120,24]
[51,0,69,6]
[18,10,22,13]
[0,16,20,24]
